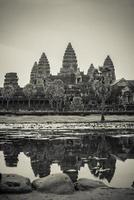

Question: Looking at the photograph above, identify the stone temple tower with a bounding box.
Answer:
[59,43,78,76]
[4,72,19,89]
[30,52,50,85]
[87,64,99,81]
[102,55,116,83]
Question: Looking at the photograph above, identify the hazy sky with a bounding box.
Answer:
[0,0,134,87]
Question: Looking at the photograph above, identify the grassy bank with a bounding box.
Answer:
[0,114,134,123]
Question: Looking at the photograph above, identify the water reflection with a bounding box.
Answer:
[0,133,134,187]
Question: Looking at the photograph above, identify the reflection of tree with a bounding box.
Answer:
[60,153,81,172]
[95,135,111,157]
[59,138,82,182]
[25,141,51,178]
[3,142,20,167]
[88,155,116,183]
[31,155,51,178]
[48,141,65,161]
[87,135,116,183]
[107,135,134,161]
[60,152,82,183]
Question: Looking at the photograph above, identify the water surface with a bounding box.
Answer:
[0,130,134,188]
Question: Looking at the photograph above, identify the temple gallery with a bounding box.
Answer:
[0,43,134,111]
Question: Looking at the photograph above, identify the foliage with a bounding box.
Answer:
[45,79,65,111]
[23,83,37,109]
[92,70,111,121]
[93,78,111,102]
[35,83,45,96]
[2,85,15,100]
[1,85,15,109]
[23,83,37,99]
[70,96,84,111]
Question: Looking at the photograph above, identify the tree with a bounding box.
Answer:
[1,85,15,110]
[35,83,45,97]
[92,68,111,121]
[70,96,84,111]
[23,83,37,110]
[45,79,65,111]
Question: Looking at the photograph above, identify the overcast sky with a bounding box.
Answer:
[0,0,134,87]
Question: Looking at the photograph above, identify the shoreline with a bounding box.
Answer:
[1,188,134,200]
[0,115,134,131]
[0,114,134,122]
[0,173,134,200]
[0,111,134,116]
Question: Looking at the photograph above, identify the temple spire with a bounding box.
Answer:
[38,52,49,66]
[30,52,50,85]
[103,55,113,67]
[102,55,116,83]
[87,64,99,81]
[87,63,95,75]
[59,42,78,75]
[33,61,38,69]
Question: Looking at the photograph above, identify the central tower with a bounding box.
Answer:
[59,43,78,76]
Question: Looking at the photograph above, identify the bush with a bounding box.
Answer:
[70,97,84,111]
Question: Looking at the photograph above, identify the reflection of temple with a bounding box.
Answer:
[0,134,134,182]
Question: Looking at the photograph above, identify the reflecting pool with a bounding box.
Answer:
[0,130,134,188]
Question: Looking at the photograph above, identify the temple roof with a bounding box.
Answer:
[63,43,77,62]
[103,55,114,67]
[87,63,94,72]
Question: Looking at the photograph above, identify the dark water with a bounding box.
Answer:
[0,131,134,188]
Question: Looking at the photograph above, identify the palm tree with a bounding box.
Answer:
[2,85,15,110]
[23,83,37,110]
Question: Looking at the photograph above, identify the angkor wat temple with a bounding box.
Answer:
[0,43,134,111]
